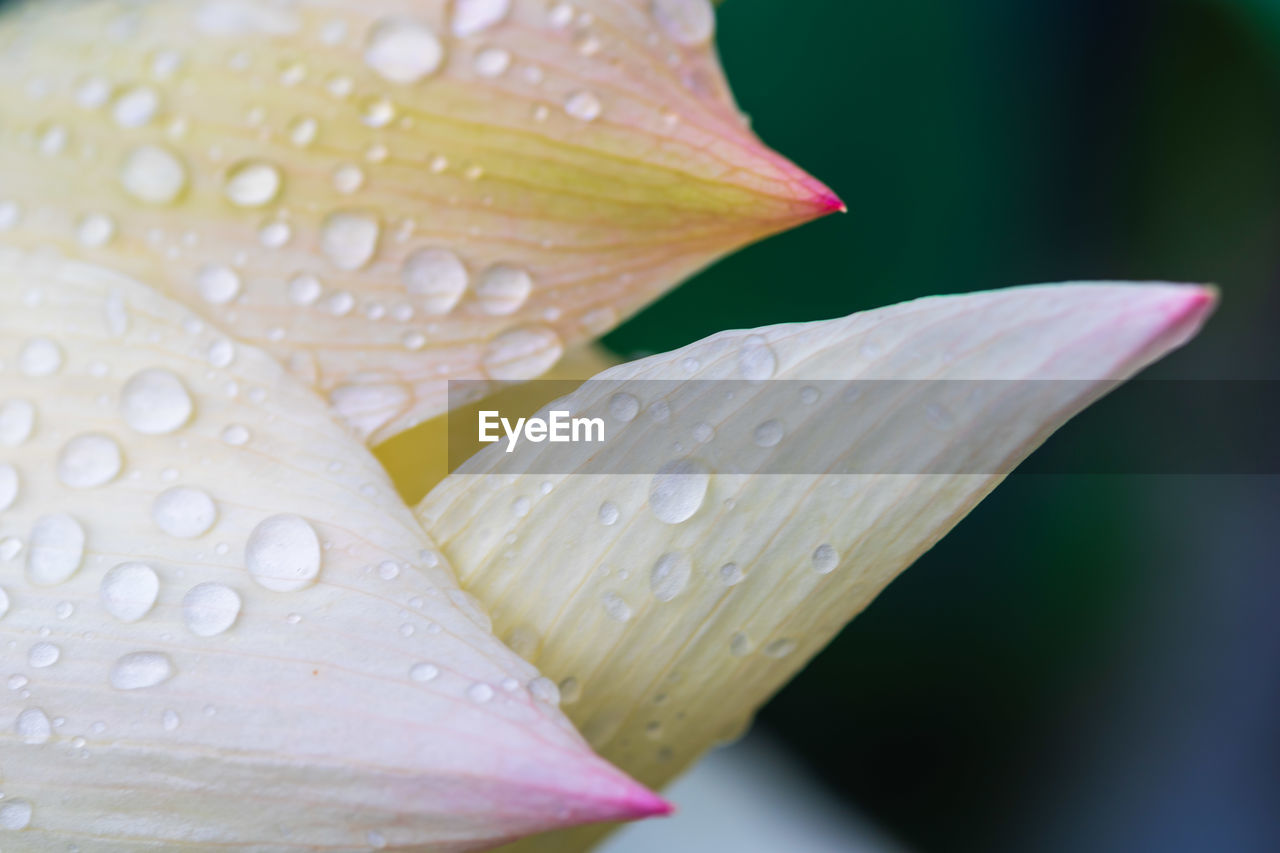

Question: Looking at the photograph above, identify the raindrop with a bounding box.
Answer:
[288,116,318,147]
[468,682,495,703]
[648,458,710,524]
[738,334,777,381]
[481,325,564,381]
[650,551,692,602]
[120,144,187,205]
[28,641,61,668]
[609,393,640,423]
[113,85,161,127]
[598,501,620,526]
[221,424,251,446]
[0,399,36,446]
[245,514,322,592]
[474,47,511,78]
[453,0,511,36]
[163,709,181,731]
[410,662,439,682]
[565,90,602,121]
[100,562,160,623]
[15,708,51,744]
[364,18,445,84]
[476,264,532,315]
[729,632,754,657]
[57,433,123,489]
[602,591,632,622]
[332,163,365,194]
[182,583,241,637]
[753,419,785,448]
[18,337,63,377]
[77,212,117,248]
[0,463,18,512]
[718,562,744,586]
[195,263,242,305]
[120,368,193,434]
[288,273,323,305]
[224,160,282,207]
[152,486,218,538]
[402,248,468,314]
[321,211,380,271]
[0,586,9,619]
[811,543,839,574]
[651,0,715,46]
[110,651,175,690]
[0,799,32,830]
[528,676,561,705]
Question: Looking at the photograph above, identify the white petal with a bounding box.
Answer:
[0,248,666,849]
[419,282,1215,850]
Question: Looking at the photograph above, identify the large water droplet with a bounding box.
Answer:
[100,562,160,623]
[0,463,18,512]
[453,0,511,36]
[28,641,61,668]
[110,651,175,690]
[476,264,532,315]
[120,144,188,205]
[15,708,51,744]
[321,211,380,271]
[120,368,193,434]
[364,18,445,84]
[224,160,283,207]
[0,399,36,446]
[152,487,217,539]
[19,337,63,377]
[182,583,241,637]
[650,551,692,602]
[648,458,710,524]
[245,514,322,592]
[651,0,715,46]
[57,433,123,488]
[403,248,468,314]
[26,514,85,586]
[481,325,564,381]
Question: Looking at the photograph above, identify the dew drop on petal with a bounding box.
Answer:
[152,487,218,538]
[0,799,32,830]
[650,551,692,602]
[0,399,36,446]
[402,248,468,314]
[473,47,511,77]
[120,144,187,204]
[651,0,716,46]
[196,264,242,304]
[410,662,439,682]
[57,433,123,489]
[18,337,63,377]
[598,501,620,526]
[26,514,85,586]
[564,90,602,121]
[364,18,445,84]
[182,582,241,637]
[28,641,60,668]
[753,419,785,448]
[482,325,563,381]
[476,264,532,315]
[100,562,160,623]
[110,651,175,690]
[811,543,839,574]
[0,463,18,513]
[245,514,322,592]
[120,368,193,435]
[528,676,561,705]
[0,587,9,620]
[467,682,495,703]
[321,211,380,271]
[609,393,640,423]
[648,458,710,524]
[453,0,511,36]
[719,562,744,586]
[738,334,777,381]
[602,591,633,622]
[763,638,798,658]
[77,212,116,248]
[224,160,282,208]
[15,708,51,744]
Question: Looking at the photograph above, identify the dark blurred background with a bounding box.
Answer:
[603,1,1280,852]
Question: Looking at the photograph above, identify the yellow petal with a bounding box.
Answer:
[417,282,1216,851]
[0,247,669,849]
[0,0,836,444]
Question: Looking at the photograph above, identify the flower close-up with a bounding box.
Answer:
[0,1,1272,852]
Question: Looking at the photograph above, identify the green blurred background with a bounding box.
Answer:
[603,1,1280,851]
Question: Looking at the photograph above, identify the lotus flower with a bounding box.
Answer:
[0,1,1214,850]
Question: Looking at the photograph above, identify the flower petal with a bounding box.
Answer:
[0,247,668,849]
[417,282,1215,850]
[0,0,836,444]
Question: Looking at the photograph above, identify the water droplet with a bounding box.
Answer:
[729,631,754,657]
[476,264,532,315]
[598,501,620,526]
[650,551,692,602]
[528,676,561,705]
[482,325,564,381]
[224,160,282,207]
[719,562,744,586]
[245,514,321,592]
[288,115,319,147]
[321,211,380,271]
[410,662,439,682]
[0,586,9,619]
[27,514,85,586]
[753,419,785,448]
[365,18,445,84]
[692,422,715,443]
[0,538,21,562]
[163,709,181,731]
[609,393,640,423]
[120,144,187,205]
[113,85,161,127]
[651,0,715,46]
[77,212,117,248]
[57,433,123,488]
[28,641,60,668]
[403,248,468,314]
[195,264,242,304]
[602,591,633,622]
[182,583,241,637]
[120,368,193,434]
[332,162,365,194]
[100,562,160,623]
[16,707,51,744]
[152,487,218,538]
[0,463,18,513]
[738,334,777,381]
[0,798,32,830]
[648,458,710,524]
[763,638,798,658]
[0,399,36,446]
[453,0,511,36]
[288,273,323,305]
[207,338,235,368]
[221,424,251,446]
[811,543,839,574]
[19,337,63,377]
[474,47,511,77]
[565,90,602,121]
[467,682,495,703]
[110,651,175,690]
